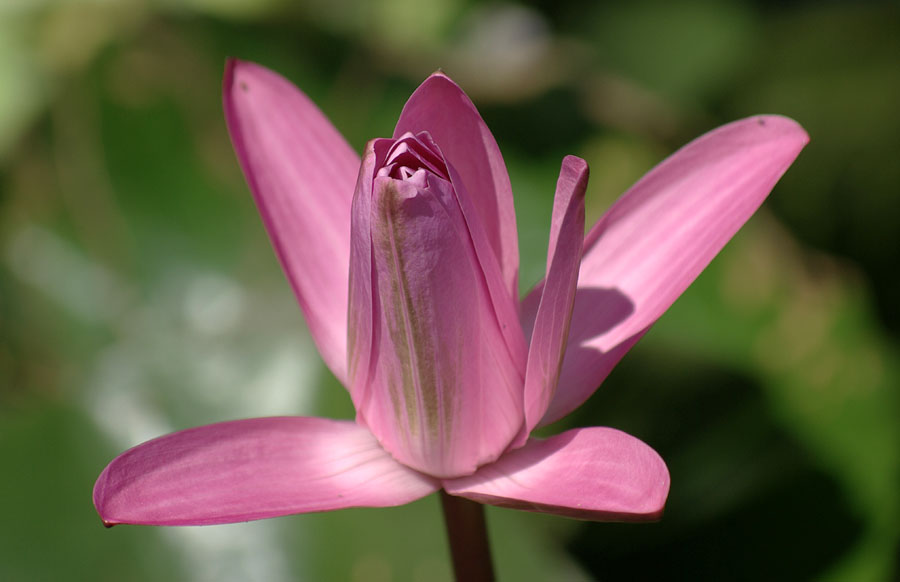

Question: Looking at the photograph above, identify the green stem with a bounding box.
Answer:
[439,490,495,582]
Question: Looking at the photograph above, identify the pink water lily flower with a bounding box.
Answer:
[93,60,808,527]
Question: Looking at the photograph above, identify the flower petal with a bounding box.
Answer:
[224,59,359,385]
[517,156,588,441]
[394,72,519,301]
[541,115,809,425]
[93,417,439,526]
[347,139,391,406]
[350,166,525,478]
[444,427,669,521]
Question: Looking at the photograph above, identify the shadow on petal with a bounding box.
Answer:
[538,287,639,426]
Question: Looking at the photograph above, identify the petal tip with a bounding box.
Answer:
[222,58,247,112]
[750,114,810,148]
[560,155,590,198]
[416,70,465,97]
[92,462,119,525]
[223,57,247,92]
[562,154,588,171]
[223,58,259,100]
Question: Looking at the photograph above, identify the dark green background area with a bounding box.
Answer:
[1,0,897,580]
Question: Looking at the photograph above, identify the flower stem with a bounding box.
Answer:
[439,490,495,582]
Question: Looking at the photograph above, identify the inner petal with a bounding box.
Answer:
[378,131,449,181]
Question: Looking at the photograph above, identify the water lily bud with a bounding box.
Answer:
[348,132,525,478]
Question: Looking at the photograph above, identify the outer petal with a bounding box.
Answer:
[517,156,588,442]
[93,417,439,526]
[444,427,669,521]
[347,139,391,404]
[541,115,809,425]
[394,73,519,301]
[444,159,528,379]
[224,59,359,385]
[352,169,525,478]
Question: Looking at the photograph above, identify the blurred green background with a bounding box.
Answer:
[1,0,898,580]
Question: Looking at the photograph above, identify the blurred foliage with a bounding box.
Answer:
[1,0,898,580]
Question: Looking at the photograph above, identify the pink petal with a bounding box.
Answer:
[394,72,520,302]
[444,427,670,521]
[350,160,525,478]
[93,417,439,526]
[444,158,528,376]
[347,139,391,407]
[517,156,588,441]
[224,59,359,385]
[541,115,809,425]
